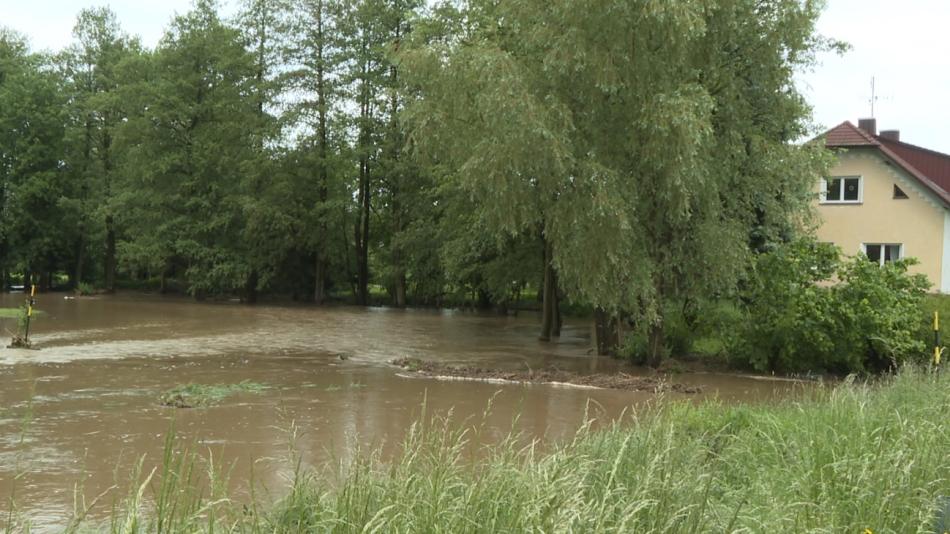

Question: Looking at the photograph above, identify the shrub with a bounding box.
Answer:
[734,239,928,373]
[619,298,740,364]
[618,330,664,365]
[75,281,94,296]
[835,255,930,371]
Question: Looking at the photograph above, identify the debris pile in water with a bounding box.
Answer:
[7,335,31,349]
[159,381,268,408]
[390,358,703,394]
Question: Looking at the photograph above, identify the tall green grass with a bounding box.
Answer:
[61,367,950,532]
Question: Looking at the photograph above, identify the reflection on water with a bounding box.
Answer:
[0,293,805,531]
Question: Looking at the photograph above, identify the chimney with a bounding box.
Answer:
[880,129,900,142]
[858,118,877,135]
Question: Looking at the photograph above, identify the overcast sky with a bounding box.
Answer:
[4,0,950,153]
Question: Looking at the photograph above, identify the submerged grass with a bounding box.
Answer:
[0,308,43,319]
[60,367,950,532]
[158,381,268,408]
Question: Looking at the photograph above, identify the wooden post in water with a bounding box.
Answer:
[24,281,36,344]
[9,279,37,349]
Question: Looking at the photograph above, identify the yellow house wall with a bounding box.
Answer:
[815,148,947,291]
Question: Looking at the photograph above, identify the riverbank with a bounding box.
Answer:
[391,357,706,393]
[21,366,946,532]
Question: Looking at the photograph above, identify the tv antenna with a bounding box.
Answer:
[868,77,892,118]
[870,76,878,117]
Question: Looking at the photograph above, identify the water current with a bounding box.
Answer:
[0,293,804,530]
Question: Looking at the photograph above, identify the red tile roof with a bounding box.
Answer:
[824,121,879,147]
[823,121,950,205]
[876,137,950,200]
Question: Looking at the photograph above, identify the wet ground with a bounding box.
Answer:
[0,293,809,530]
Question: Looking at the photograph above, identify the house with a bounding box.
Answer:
[819,118,950,292]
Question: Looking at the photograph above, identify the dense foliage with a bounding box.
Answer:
[1,0,839,362]
[733,239,930,373]
[400,0,836,358]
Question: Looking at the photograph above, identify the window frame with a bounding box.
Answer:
[861,243,904,266]
[820,175,863,204]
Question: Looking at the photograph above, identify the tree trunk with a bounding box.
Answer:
[647,275,666,367]
[104,214,116,293]
[160,268,168,294]
[593,308,619,356]
[356,160,370,305]
[354,48,372,307]
[391,183,406,307]
[392,189,406,307]
[539,239,556,341]
[388,20,406,309]
[73,230,84,289]
[314,254,327,304]
[392,192,406,307]
[244,269,258,304]
[394,269,407,307]
[313,0,330,306]
[341,204,356,298]
[647,320,665,368]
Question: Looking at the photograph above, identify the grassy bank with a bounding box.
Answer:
[26,368,950,532]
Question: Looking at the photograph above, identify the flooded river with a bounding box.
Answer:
[0,293,804,530]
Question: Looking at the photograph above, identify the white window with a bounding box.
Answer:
[821,176,862,204]
[862,243,903,266]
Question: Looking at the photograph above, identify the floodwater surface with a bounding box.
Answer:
[0,293,806,530]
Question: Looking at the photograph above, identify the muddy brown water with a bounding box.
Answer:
[0,293,807,530]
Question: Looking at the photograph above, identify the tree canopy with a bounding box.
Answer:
[0,0,837,363]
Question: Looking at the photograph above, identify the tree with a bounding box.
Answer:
[115,0,262,297]
[403,0,834,363]
[236,0,294,302]
[375,0,423,308]
[59,7,140,291]
[0,29,70,288]
[286,0,349,303]
[337,0,390,305]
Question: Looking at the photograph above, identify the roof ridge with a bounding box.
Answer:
[876,135,950,161]
[841,120,880,145]
[821,121,880,147]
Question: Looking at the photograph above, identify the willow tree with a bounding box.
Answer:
[404,0,833,363]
